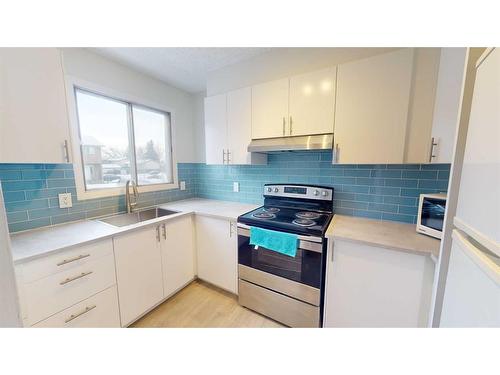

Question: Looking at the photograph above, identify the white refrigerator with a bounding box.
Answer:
[440,48,500,327]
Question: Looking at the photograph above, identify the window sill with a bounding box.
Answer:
[75,181,179,201]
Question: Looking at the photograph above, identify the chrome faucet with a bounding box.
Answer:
[125,180,139,213]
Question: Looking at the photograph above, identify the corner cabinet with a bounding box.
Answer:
[333,48,414,164]
[204,88,266,165]
[0,48,71,163]
[195,215,238,294]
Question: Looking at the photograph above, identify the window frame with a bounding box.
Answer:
[65,76,178,200]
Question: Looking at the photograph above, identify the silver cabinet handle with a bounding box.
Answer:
[65,305,96,324]
[156,226,161,242]
[59,271,93,285]
[282,117,286,136]
[334,143,339,163]
[289,116,293,135]
[227,149,231,164]
[229,222,234,238]
[429,137,438,163]
[162,223,166,240]
[63,140,70,163]
[56,254,90,267]
[222,149,227,164]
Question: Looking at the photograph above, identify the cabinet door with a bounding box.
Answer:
[0,48,71,163]
[251,78,289,139]
[161,216,196,298]
[227,87,266,165]
[204,94,227,165]
[195,215,237,294]
[334,49,414,164]
[113,226,164,326]
[289,67,336,136]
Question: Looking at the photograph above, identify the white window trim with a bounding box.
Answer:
[64,75,179,200]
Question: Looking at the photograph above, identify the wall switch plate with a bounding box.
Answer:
[58,193,73,208]
[180,181,186,191]
[233,182,239,192]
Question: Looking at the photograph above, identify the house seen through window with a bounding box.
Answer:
[75,88,173,191]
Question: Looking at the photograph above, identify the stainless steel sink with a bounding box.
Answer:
[98,208,180,227]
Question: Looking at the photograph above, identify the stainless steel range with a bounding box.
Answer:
[237,184,334,327]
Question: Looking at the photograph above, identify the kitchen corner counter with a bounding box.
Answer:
[326,215,441,258]
[9,198,259,264]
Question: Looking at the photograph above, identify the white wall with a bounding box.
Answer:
[191,92,206,163]
[61,48,202,163]
[206,47,398,96]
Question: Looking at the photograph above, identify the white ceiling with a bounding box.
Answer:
[91,47,272,93]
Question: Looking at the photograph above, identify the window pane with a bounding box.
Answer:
[132,106,173,186]
[75,89,131,190]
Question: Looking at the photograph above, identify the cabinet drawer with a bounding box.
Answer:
[23,253,116,325]
[32,286,120,328]
[18,239,113,283]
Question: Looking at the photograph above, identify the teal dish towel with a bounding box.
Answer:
[249,226,298,257]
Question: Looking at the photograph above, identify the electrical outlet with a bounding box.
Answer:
[58,193,73,208]
[180,181,186,191]
[233,182,239,192]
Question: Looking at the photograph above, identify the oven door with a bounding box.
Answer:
[237,225,323,289]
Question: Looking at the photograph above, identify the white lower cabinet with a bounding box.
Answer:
[161,216,196,298]
[323,239,435,327]
[32,286,120,328]
[195,215,238,294]
[113,225,164,327]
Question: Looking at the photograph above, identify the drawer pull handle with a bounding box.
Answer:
[64,305,96,324]
[56,254,90,267]
[59,271,93,285]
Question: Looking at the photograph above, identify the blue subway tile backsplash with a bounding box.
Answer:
[0,151,450,233]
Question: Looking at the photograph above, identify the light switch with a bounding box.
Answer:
[58,193,73,208]
[180,181,186,191]
[233,182,239,192]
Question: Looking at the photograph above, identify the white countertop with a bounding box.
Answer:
[326,215,441,258]
[10,198,259,264]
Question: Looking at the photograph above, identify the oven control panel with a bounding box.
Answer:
[264,184,333,201]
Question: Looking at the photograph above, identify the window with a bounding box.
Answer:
[74,88,174,192]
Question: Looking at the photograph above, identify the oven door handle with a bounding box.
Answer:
[237,225,323,254]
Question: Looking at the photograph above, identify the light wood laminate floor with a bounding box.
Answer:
[131,280,284,328]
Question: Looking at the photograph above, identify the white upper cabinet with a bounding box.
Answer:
[0,48,71,163]
[288,67,337,136]
[251,78,289,139]
[204,93,227,165]
[334,49,414,164]
[204,89,266,165]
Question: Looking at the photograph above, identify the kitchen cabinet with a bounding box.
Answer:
[195,215,238,294]
[205,88,266,165]
[288,67,336,136]
[113,225,164,326]
[251,78,289,139]
[0,48,71,163]
[333,48,414,164]
[161,215,196,298]
[323,238,435,327]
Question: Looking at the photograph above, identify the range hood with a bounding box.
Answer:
[247,134,333,153]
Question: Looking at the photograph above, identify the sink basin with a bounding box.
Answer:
[98,208,180,227]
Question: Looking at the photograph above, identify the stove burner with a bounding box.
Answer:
[252,212,276,219]
[263,207,280,213]
[295,211,321,220]
[292,218,316,227]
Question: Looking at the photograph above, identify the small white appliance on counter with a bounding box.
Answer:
[440,48,500,327]
[417,193,447,239]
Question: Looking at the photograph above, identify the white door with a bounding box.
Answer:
[288,67,336,136]
[251,78,289,139]
[161,216,196,298]
[455,48,500,252]
[195,215,237,294]
[113,226,164,326]
[334,49,414,164]
[441,230,500,327]
[0,48,71,163]
[204,93,227,165]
